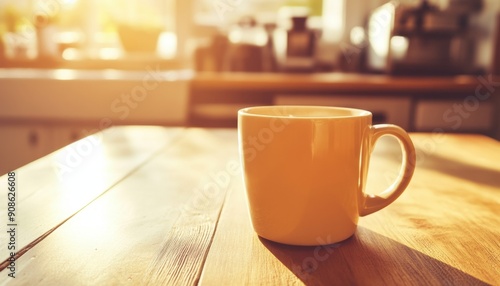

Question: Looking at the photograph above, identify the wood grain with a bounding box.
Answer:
[0,128,237,285]
[0,126,184,267]
[0,128,498,285]
[200,133,500,285]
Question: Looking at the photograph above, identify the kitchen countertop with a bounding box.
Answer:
[0,69,493,94]
[0,68,194,81]
[190,72,494,94]
[0,68,193,126]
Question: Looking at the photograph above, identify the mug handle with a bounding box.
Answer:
[359,124,416,216]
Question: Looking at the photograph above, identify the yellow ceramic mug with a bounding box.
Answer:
[238,106,416,246]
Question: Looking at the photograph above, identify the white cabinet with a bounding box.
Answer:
[0,124,52,174]
[0,69,192,175]
[51,125,95,152]
[0,124,95,175]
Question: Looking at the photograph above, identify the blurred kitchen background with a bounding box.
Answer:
[1,0,500,174]
[1,0,498,72]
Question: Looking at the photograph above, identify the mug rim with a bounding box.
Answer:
[238,105,372,119]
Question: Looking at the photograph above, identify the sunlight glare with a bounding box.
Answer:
[53,136,110,214]
[157,31,177,58]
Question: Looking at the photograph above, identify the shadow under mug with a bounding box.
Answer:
[238,106,416,246]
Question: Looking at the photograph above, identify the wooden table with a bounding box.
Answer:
[0,126,499,285]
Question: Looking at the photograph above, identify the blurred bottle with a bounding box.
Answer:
[274,7,317,72]
[34,13,59,61]
[226,16,268,72]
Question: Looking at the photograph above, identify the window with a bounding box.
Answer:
[0,0,177,63]
[0,0,344,67]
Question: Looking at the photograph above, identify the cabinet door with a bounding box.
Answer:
[0,125,52,175]
[51,126,95,152]
[414,99,496,133]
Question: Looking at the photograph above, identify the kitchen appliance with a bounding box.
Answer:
[273,7,318,72]
[366,0,483,75]
[225,16,268,72]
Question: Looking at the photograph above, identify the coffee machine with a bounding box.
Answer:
[366,0,483,75]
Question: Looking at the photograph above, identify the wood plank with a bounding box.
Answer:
[200,133,500,285]
[0,126,184,265]
[366,133,500,284]
[199,179,302,285]
[0,128,238,285]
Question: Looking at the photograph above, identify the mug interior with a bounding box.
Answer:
[239,106,371,119]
